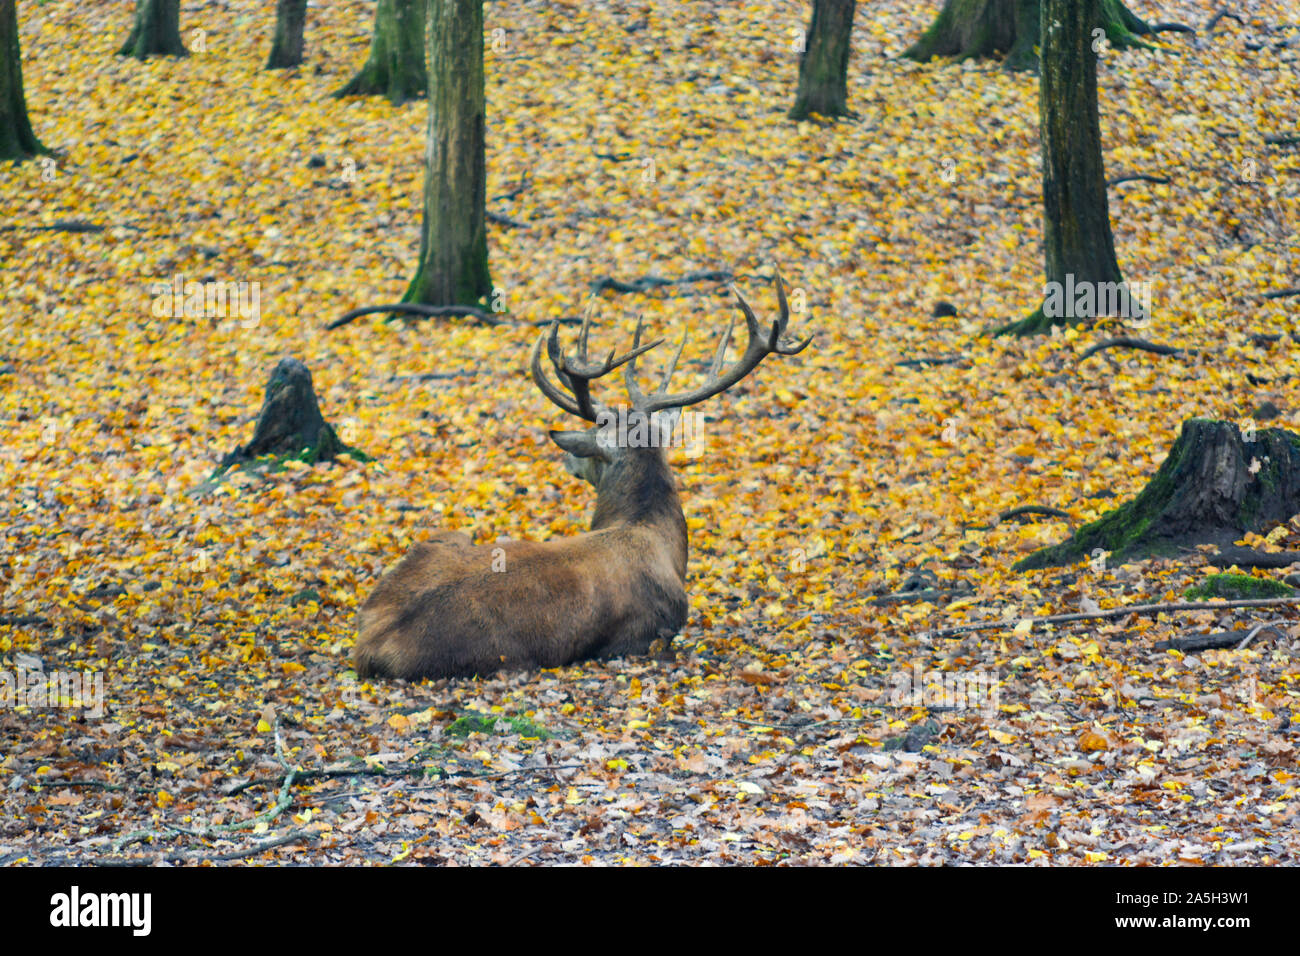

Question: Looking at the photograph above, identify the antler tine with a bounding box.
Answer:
[769,268,813,355]
[624,314,649,409]
[640,272,814,413]
[706,313,736,380]
[578,303,593,365]
[655,325,689,397]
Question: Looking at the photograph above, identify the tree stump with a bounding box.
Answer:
[218,358,362,473]
[1016,419,1300,570]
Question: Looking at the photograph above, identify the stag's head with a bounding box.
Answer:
[530,273,813,502]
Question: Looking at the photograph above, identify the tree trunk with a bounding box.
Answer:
[904,0,1155,71]
[335,0,426,105]
[789,0,856,121]
[267,0,307,70]
[402,0,491,308]
[1016,420,1300,570]
[118,0,187,59]
[995,0,1126,336]
[0,0,44,161]
[218,358,363,473]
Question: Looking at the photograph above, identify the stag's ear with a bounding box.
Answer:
[549,429,612,460]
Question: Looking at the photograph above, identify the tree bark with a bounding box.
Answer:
[267,0,307,70]
[995,0,1126,336]
[335,0,426,105]
[0,0,43,161]
[1016,420,1300,570]
[904,0,1156,72]
[402,0,492,307]
[789,0,856,121]
[118,0,187,59]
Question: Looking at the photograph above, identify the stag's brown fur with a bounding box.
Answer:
[355,445,688,679]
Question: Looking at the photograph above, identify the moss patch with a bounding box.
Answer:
[1184,573,1297,601]
[445,712,555,740]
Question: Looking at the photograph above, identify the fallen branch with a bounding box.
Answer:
[0,219,146,234]
[491,177,530,203]
[326,303,512,331]
[1153,620,1290,652]
[105,830,316,867]
[486,210,530,230]
[1109,173,1172,186]
[590,270,736,295]
[0,613,50,628]
[895,355,966,368]
[1208,546,1300,569]
[1206,8,1245,32]
[1077,337,1185,361]
[869,587,973,606]
[1260,287,1300,300]
[923,596,1300,640]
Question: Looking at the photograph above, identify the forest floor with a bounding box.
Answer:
[2,0,1299,865]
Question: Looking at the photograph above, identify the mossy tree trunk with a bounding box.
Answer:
[335,0,425,105]
[403,0,491,308]
[1016,420,1300,570]
[789,0,856,121]
[0,0,44,161]
[118,0,187,59]
[266,0,307,70]
[996,0,1126,337]
[904,0,1155,71]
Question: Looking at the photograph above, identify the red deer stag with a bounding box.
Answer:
[354,274,812,680]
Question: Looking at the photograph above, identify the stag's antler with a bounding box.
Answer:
[532,272,811,419]
[632,271,813,413]
[530,306,664,421]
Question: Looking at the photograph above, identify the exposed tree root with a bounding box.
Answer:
[1077,337,1187,361]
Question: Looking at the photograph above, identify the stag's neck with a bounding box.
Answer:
[589,448,688,581]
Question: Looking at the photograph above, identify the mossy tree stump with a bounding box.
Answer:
[218,358,363,474]
[903,0,1156,72]
[1017,420,1300,570]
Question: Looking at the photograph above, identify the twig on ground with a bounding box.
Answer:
[1153,620,1291,652]
[895,355,966,368]
[1109,174,1172,186]
[923,597,1300,640]
[487,210,530,229]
